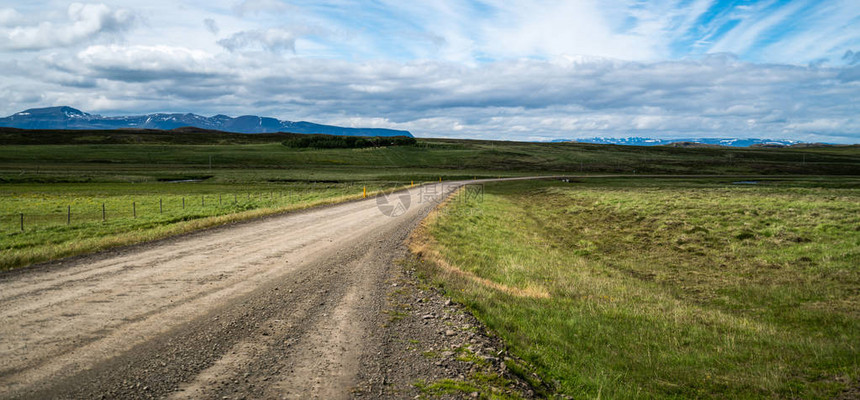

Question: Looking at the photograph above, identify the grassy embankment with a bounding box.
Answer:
[413,177,859,399]
[1,128,858,271]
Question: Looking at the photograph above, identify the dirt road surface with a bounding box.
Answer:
[0,181,538,399]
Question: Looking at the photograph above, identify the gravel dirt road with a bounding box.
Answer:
[0,181,537,399]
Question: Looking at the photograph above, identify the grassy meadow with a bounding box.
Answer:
[0,181,412,270]
[413,177,860,399]
[1,128,858,280]
[2,128,860,180]
[1,129,859,396]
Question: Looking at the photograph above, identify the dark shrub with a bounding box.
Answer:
[282,134,416,149]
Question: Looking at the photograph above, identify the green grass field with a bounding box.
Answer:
[1,129,858,286]
[0,181,413,270]
[2,129,860,182]
[414,177,859,399]
[1,130,859,396]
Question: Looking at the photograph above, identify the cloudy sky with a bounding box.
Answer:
[1,0,859,142]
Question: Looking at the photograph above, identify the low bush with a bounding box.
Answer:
[282,134,416,149]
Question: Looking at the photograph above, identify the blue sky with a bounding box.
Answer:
[0,0,858,142]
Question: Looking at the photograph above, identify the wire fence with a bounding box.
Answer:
[0,178,444,235]
[1,190,333,234]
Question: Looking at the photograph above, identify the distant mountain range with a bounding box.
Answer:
[2,107,837,146]
[0,106,412,137]
[556,137,813,147]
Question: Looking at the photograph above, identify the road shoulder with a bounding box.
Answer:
[354,248,543,399]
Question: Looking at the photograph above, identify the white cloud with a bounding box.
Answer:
[0,46,852,142]
[0,1,857,143]
[479,0,659,60]
[218,28,302,53]
[203,18,219,35]
[842,49,860,65]
[0,3,135,51]
[232,0,295,17]
[0,8,22,26]
[76,45,221,82]
[756,0,860,64]
[709,1,807,56]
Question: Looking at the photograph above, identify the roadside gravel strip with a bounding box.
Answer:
[0,180,538,399]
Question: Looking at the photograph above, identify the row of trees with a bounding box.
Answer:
[282,134,416,149]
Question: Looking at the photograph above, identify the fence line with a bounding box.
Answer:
[3,191,323,233]
[2,183,410,234]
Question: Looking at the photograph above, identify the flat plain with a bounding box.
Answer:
[1,129,858,398]
[414,177,859,398]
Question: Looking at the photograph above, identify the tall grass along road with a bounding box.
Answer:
[413,177,859,399]
[0,182,475,399]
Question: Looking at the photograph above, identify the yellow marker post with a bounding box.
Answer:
[439,176,442,182]
[363,186,366,198]
[411,180,414,187]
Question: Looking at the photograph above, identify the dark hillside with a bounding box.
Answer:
[1,128,858,176]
